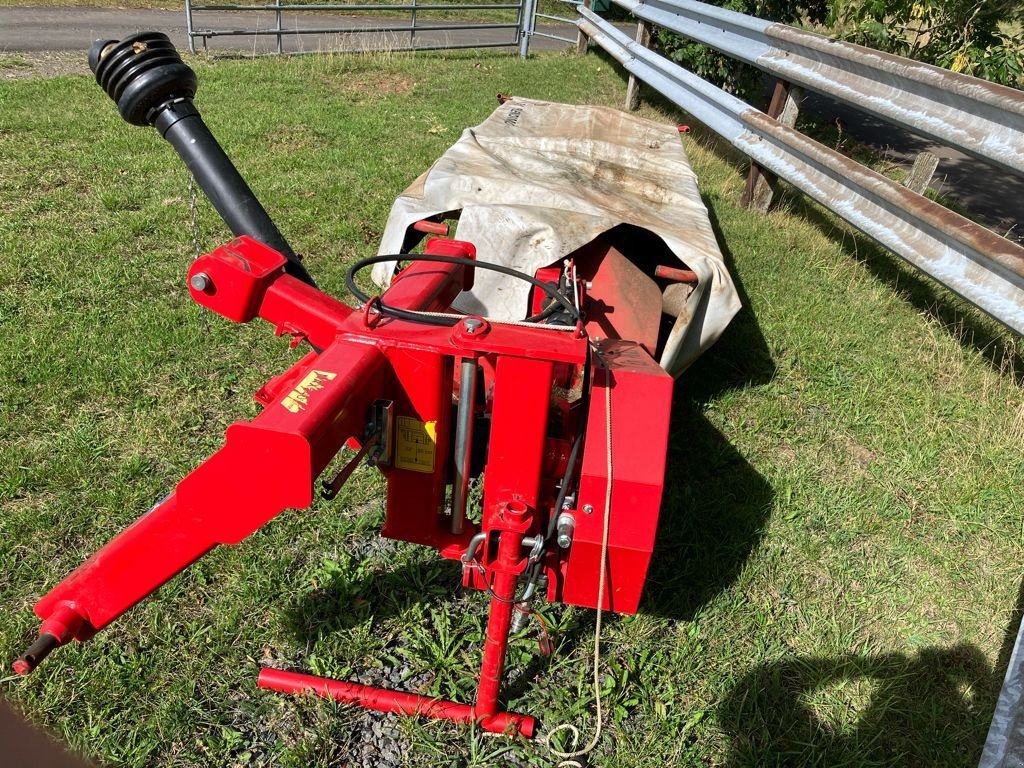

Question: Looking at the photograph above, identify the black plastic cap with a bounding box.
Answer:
[88,39,116,75]
[90,32,198,126]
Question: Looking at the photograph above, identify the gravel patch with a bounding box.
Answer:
[0,51,90,80]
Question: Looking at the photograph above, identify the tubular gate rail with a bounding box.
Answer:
[185,0,526,55]
[522,0,582,47]
[576,2,1024,337]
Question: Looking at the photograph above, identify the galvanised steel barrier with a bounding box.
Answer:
[612,0,1024,177]
[577,6,1024,336]
[185,0,526,55]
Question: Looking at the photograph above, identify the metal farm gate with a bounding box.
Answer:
[185,0,528,55]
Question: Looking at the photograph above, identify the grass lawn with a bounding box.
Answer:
[1,47,1023,767]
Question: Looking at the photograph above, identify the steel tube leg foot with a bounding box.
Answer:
[258,668,536,737]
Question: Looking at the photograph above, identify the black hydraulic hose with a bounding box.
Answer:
[547,353,591,541]
[346,253,581,326]
[88,32,315,287]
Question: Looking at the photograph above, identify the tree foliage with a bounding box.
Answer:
[654,0,1024,99]
[829,0,1023,86]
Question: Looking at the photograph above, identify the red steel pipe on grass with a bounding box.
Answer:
[257,668,535,737]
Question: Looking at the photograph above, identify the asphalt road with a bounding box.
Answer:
[802,92,1024,241]
[0,7,1019,237]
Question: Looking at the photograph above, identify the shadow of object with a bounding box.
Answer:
[719,644,998,767]
[282,543,465,647]
[784,191,1024,385]
[643,199,777,621]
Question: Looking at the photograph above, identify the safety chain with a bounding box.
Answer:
[187,174,209,335]
[188,173,201,261]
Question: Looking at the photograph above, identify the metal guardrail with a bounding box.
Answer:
[614,0,1024,178]
[185,0,525,55]
[577,7,1024,335]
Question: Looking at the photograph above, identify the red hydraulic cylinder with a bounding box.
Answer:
[257,668,535,737]
[653,264,699,284]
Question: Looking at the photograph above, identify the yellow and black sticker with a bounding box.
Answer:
[281,369,337,413]
[395,416,437,473]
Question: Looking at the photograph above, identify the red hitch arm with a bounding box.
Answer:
[16,235,474,674]
[17,339,386,673]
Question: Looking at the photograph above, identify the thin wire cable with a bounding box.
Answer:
[545,345,612,766]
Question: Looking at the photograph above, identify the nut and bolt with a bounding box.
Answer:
[556,512,575,549]
[190,272,211,291]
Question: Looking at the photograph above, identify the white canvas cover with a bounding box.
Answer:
[373,97,740,376]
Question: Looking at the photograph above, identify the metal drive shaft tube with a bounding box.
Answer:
[88,32,315,286]
[451,357,478,535]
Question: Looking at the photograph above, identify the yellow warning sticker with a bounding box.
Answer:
[281,369,337,413]
[395,416,437,473]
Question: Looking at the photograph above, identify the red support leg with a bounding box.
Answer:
[476,501,532,722]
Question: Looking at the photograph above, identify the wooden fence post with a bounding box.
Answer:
[904,151,939,195]
[743,79,802,213]
[625,20,652,111]
[576,0,592,55]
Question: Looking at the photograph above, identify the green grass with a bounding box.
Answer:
[1,48,1023,767]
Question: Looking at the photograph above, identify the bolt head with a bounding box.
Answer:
[582,504,594,514]
[462,317,483,333]
[557,533,572,549]
[190,272,211,292]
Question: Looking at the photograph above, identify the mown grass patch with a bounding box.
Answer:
[1,48,1022,767]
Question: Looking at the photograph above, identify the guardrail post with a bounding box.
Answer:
[625,20,652,111]
[576,0,592,55]
[742,79,801,213]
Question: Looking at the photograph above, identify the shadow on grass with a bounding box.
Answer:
[643,200,776,621]
[282,547,464,644]
[718,643,998,767]
[783,191,1024,386]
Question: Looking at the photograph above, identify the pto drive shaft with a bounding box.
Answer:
[88,32,315,286]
